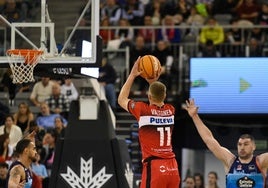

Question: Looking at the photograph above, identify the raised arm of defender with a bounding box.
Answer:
[183,99,236,173]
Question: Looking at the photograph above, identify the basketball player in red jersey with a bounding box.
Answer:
[118,57,180,188]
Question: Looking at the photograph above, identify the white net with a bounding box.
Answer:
[6,49,43,84]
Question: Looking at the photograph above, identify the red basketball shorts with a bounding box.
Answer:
[140,157,180,188]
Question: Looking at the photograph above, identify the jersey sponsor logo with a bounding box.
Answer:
[159,165,178,173]
[237,164,242,171]
[236,176,255,188]
[139,116,174,126]
[53,68,72,75]
[248,165,256,171]
[150,117,173,124]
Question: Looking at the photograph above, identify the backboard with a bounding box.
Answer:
[0,0,102,78]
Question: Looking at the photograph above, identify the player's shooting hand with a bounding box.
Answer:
[130,56,142,77]
[182,99,199,117]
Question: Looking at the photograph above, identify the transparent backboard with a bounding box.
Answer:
[0,0,101,77]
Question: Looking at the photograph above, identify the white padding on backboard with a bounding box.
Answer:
[82,40,92,58]
[79,95,99,120]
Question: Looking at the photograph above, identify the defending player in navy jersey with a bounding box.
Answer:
[6,137,37,188]
[184,99,268,188]
[118,57,180,188]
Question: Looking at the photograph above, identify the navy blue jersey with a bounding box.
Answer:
[6,161,32,188]
[226,156,265,188]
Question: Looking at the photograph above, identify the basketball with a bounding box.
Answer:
[138,55,161,79]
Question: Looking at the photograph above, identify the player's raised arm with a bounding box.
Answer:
[118,57,142,112]
[258,152,268,173]
[183,99,235,173]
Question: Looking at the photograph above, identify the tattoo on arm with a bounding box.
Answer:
[10,166,23,182]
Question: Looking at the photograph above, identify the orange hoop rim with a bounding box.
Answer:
[6,49,44,56]
[6,49,44,64]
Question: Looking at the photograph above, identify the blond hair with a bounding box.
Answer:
[149,81,166,102]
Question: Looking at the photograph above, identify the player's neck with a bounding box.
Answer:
[238,155,254,163]
[150,102,164,108]
[18,157,31,168]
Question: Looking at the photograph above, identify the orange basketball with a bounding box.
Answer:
[138,55,161,79]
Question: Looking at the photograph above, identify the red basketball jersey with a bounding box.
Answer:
[128,100,176,161]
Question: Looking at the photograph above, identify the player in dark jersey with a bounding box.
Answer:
[184,99,268,188]
[6,138,37,188]
[118,57,180,188]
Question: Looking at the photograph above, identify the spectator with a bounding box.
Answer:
[53,116,65,138]
[144,0,163,25]
[247,27,266,45]
[2,0,25,22]
[194,172,205,188]
[121,0,145,26]
[197,39,221,57]
[171,0,193,20]
[17,82,33,93]
[99,18,115,48]
[258,2,268,42]
[226,18,245,56]
[1,0,25,46]
[235,0,260,23]
[0,162,8,188]
[60,78,79,103]
[32,172,43,188]
[30,77,54,107]
[129,35,152,68]
[13,102,35,135]
[101,0,122,26]
[40,130,57,177]
[0,115,22,149]
[199,17,225,45]
[97,57,117,110]
[114,18,134,49]
[184,176,195,188]
[0,102,10,125]
[206,171,220,188]
[248,37,263,57]
[153,40,175,90]
[138,15,158,47]
[158,14,182,44]
[27,120,43,149]
[31,152,48,181]
[212,0,239,15]
[258,2,268,26]
[46,82,70,119]
[0,134,12,163]
[186,6,205,37]
[36,102,68,131]
[1,68,16,104]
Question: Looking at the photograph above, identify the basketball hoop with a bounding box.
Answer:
[6,49,43,84]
